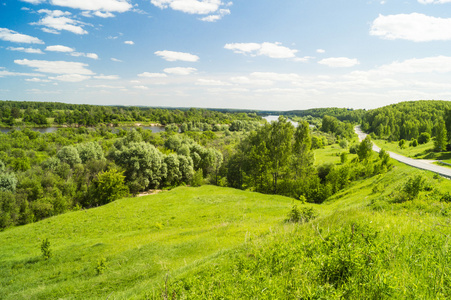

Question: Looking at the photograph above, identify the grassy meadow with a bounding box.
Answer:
[1,144,451,299]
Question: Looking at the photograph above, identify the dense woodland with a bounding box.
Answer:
[0,100,450,230]
[361,100,451,151]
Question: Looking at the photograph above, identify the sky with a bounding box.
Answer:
[1,0,451,111]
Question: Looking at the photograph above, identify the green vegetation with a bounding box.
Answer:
[1,99,451,299]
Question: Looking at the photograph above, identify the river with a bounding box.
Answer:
[0,125,166,134]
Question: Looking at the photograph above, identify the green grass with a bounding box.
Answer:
[2,150,451,299]
[0,186,310,299]
[373,139,451,160]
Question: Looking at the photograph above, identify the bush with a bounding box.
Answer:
[418,132,431,144]
[403,175,426,200]
[191,169,203,187]
[287,205,317,223]
[41,238,52,260]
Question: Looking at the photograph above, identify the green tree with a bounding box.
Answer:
[57,146,81,167]
[357,136,373,161]
[418,132,430,144]
[434,118,447,152]
[90,168,129,206]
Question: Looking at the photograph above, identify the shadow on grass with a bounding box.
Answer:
[417,149,451,160]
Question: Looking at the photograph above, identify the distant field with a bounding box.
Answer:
[374,139,451,161]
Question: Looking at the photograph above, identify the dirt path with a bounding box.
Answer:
[137,190,163,197]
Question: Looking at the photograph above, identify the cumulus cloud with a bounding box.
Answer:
[163,67,197,75]
[45,45,98,59]
[49,74,91,82]
[7,47,44,54]
[49,0,132,12]
[155,50,199,62]
[14,59,94,75]
[199,8,230,22]
[33,9,88,35]
[111,57,123,62]
[316,49,325,53]
[370,13,451,42]
[318,57,360,68]
[0,67,43,78]
[124,40,134,45]
[138,72,168,78]
[0,28,44,44]
[224,42,298,59]
[46,45,74,52]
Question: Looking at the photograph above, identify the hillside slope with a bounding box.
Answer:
[1,160,451,299]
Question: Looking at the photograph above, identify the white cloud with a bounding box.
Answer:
[49,0,132,12]
[25,77,51,82]
[49,74,91,82]
[196,79,230,86]
[155,50,199,62]
[418,0,451,3]
[45,45,98,59]
[33,9,88,35]
[21,0,45,4]
[14,59,94,75]
[7,47,44,54]
[85,53,99,59]
[370,13,451,42]
[250,72,302,82]
[151,0,224,14]
[318,57,360,68]
[224,42,298,59]
[0,67,43,78]
[377,56,451,73]
[111,57,123,62]
[199,8,230,22]
[164,67,197,75]
[46,45,74,52]
[316,49,325,53]
[293,56,314,62]
[229,76,273,86]
[138,72,168,78]
[124,40,134,45]
[134,85,149,90]
[93,11,115,18]
[0,28,44,44]
[94,75,119,79]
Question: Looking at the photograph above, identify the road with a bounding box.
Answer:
[354,126,451,179]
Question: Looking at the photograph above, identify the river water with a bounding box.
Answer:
[0,125,165,134]
[263,115,298,127]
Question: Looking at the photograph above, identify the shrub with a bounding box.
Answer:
[287,205,317,223]
[418,132,431,144]
[41,238,52,260]
[403,175,426,200]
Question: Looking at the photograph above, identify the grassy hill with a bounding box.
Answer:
[1,158,451,299]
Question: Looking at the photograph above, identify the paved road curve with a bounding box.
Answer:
[354,126,451,179]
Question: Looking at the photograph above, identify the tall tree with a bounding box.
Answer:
[434,118,447,152]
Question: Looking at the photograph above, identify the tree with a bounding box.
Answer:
[0,173,17,193]
[418,132,430,144]
[57,146,81,167]
[357,136,373,161]
[77,142,104,163]
[90,169,129,206]
[113,142,166,193]
[434,118,447,152]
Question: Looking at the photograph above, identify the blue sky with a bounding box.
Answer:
[1,0,451,110]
